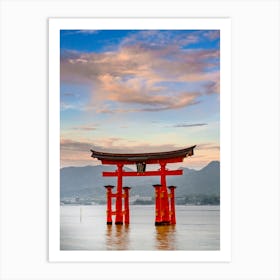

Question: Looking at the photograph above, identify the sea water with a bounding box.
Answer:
[60,205,220,250]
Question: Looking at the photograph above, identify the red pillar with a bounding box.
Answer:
[160,162,170,225]
[123,187,131,224]
[168,186,176,225]
[104,185,114,225]
[115,164,124,225]
[153,184,162,226]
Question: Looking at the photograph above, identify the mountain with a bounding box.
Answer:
[60,161,220,201]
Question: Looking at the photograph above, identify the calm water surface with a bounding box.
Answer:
[60,205,219,250]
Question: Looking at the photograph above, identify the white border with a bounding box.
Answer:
[49,18,231,262]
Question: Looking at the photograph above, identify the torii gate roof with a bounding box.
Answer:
[90,145,196,165]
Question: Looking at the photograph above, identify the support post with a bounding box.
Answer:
[115,164,124,224]
[104,185,114,225]
[160,162,170,225]
[153,184,162,226]
[168,186,177,225]
[123,187,131,224]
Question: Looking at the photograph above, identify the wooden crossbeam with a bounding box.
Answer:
[103,170,183,177]
[100,157,185,165]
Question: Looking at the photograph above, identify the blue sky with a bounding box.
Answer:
[60,29,220,169]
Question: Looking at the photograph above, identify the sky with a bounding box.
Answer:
[60,29,220,169]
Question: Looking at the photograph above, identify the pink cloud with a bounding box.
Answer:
[61,36,220,113]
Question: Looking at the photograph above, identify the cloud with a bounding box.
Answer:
[61,137,130,153]
[203,30,220,40]
[60,30,220,113]
[96,73,201,111]
[63,92,78,97]
[61,137,190,157]
[61,47,219,84]
[174,123,207,128]
[60,138,92,152]
[60,102,78,111]
[76,30,99,35]
[204,79,220,95]
[197,143,220,150]
[60,101,86,111]
[121,30,201,49]
[70,123,99,131]
[62,30,99,36]
[72,126,97,131]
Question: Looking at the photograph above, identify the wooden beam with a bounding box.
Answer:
[103,170,183,177]
[100,157,185,165]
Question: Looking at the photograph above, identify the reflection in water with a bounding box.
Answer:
[106,224,177,250]
[61,205,220,250]
[106,224,130,250]
[155,225,177,250]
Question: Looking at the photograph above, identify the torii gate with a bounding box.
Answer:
[90,145,196,226]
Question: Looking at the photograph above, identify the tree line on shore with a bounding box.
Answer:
[132,194,220,205]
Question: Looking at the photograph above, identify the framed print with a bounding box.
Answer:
[49,18,231,262]
[1,0,279,279]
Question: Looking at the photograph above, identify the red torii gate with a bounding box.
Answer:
[90,145,196,226]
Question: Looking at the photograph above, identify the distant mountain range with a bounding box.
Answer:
[60,161,220,202]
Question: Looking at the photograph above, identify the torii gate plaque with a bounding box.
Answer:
[90,145,196,226]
